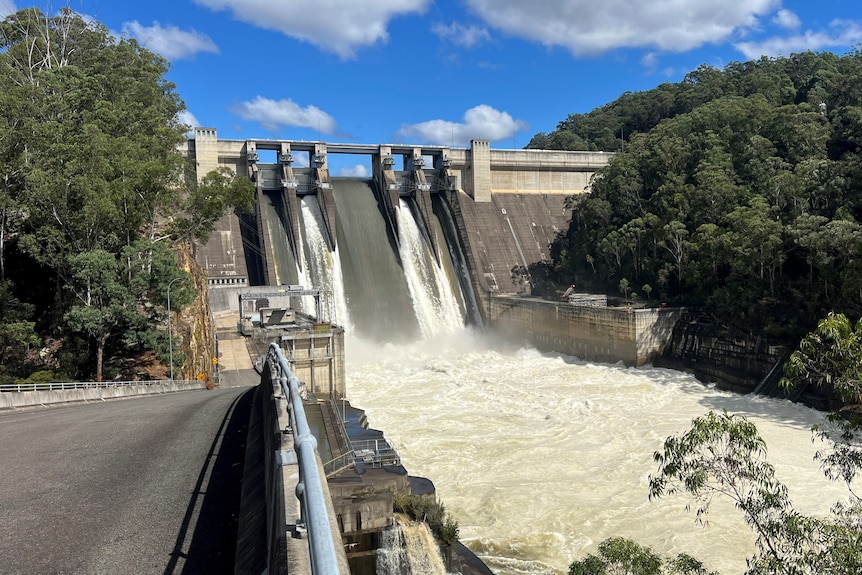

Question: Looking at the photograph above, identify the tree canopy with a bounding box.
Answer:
[531,50,862,339]
[0,8,252,383]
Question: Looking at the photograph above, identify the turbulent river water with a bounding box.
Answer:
[345,330,847,575]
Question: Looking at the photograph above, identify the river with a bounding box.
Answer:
[345,329,847,575]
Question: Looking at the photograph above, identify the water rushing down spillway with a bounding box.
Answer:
[345,331,847,575]
[397,198,464,338]
[280,178,845,574]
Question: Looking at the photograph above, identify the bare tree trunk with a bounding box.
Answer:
[96,335,105,383]
[0,204,5,282]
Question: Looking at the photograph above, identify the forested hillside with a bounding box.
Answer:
[0,8,253,384]
[529,51,862,339]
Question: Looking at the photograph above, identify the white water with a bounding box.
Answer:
[299,197,352,330]
[397,199,464,338]
[346,331,849,575]
[377,522,448,575]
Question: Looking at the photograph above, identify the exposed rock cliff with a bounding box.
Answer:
[175,242,216,387]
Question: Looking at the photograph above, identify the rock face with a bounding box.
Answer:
[175,242,216,387]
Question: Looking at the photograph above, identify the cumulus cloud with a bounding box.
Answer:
[735,19,862,59]
[177,110,201,137]
[773,9,801,30]
[194,0,430,58]
[232,96,337,133]
[397,104,527,146]
[337,164,370,177]
[121,21,219,61]
[432,22,490,48]
[463,0,778,55]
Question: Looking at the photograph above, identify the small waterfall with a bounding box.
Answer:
[299,196,352,330]
[397,199,464,338]
[376,523,447,575]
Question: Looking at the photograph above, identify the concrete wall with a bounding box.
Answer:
[488,296,683,367]
[181,132,613,296]
[449,189,578,295]
[0,381,207,410]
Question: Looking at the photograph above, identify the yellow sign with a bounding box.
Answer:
[212,357,218,365]
[196,373,206,381]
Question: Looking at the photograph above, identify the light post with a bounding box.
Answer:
[167,276,184,382]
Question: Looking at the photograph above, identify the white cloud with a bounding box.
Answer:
[463,0,779,55]
[773,9,801,31]
[0,1,16,18]
[232,96,337,133]
[337,164,370,177]
[735,19,862,59]
[177,110,200,137]
[432,22,490,48]
[397,104,527,146]
[121,21,219,61]
[194,0,430,58]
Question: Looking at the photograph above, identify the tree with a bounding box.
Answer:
[169,166,255,243]
[0,7,235,380]
[63,250,136,382]
[569,537,717,575]
[649,410,862,574]
[781,312,862,405]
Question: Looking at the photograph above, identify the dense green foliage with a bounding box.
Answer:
[569,537,716,575]
[531,51,862,338]
[540,51,862,575]
[0,8,253,382]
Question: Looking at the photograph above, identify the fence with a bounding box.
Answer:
[0,380,196,393]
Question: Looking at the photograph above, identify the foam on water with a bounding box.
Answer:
[346,329,846,575]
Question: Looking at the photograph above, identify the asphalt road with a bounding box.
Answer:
[0,386,254,575]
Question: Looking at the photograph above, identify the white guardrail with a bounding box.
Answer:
[0,380,196,392]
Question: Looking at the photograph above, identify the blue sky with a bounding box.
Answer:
[2,0,861,175]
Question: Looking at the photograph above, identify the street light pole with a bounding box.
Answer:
[167,276,184,382]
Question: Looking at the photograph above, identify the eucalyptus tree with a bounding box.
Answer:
[0,7,251,380]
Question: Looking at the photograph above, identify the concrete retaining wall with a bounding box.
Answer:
[488,296,683,367]
[0,381,207,410]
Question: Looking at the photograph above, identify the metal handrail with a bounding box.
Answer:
[0,380,196,392]
[267,343,341,575]
[323,450,355,477]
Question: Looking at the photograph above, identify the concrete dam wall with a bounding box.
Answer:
[184,131,612,323]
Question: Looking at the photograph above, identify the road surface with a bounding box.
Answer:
[0,386,253,575]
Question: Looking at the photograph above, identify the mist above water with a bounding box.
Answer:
[345,330,846,575]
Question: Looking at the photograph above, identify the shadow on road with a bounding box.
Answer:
[163,387,254,575]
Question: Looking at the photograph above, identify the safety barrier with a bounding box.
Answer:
[0,380,196,392]
[265,343,345,575]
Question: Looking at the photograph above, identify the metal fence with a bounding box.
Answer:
[0,380,196,393]
[267,343,343,575]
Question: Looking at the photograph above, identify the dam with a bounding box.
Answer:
[183,133,843,574]
[186,130,610,336]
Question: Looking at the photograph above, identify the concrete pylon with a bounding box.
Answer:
[407,148,439,263]
[279,142,302,270]
[312,143,337,251]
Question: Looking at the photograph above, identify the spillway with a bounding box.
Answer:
[266,178,844,575]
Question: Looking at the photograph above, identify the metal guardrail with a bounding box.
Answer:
[351,438,401,468]
[0,380,196,392]
[267,343,341,575]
